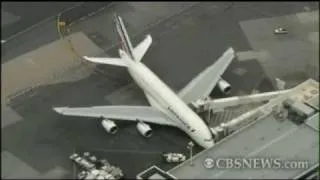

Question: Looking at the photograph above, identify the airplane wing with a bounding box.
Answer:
[53,105,178,127]
[133,35,152,62]
[178,47,235,104]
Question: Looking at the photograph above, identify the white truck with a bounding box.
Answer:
[274,27,288,34]
[163,153,186,163]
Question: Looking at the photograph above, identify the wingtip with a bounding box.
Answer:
[224,47,235,58]
[53,107,65,114]
[227,47,235,53]
[82,56,94,62]
[146,34,152,41]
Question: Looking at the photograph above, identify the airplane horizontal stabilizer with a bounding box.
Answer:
[83,56,128,67]
[133,35,152,62]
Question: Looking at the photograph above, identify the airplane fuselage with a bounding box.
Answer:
[120,51,214,148]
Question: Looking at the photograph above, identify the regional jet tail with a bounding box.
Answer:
[53,14,235,149]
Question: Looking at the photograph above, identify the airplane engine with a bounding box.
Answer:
[218,78,231,94]
[101,119,118,134]
[136,121,153,137]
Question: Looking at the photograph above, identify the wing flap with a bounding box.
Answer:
[53,105,178,127]
[178,47,235,103]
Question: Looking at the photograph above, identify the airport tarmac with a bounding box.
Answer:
[2,2,319,179]
[2,2,82,39]
[1,2,113,63]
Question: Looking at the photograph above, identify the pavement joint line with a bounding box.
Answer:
[56,3,202,78]
[3,2,85,42]
[70,2,202,54]
[67,2,117,29]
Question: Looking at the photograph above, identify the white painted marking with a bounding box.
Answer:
[88,11,96,17]
[236,50,269,61]
[1,40,6,44]
[232,67,247,76]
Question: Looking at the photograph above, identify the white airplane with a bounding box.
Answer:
[53,14,235,149]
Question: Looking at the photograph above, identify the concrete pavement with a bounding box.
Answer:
[2,2,318,179]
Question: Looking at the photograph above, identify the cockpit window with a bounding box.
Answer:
[191,129,195,132]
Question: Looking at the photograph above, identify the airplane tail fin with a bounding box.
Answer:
[82,14,152,66]
[114,14,152,62]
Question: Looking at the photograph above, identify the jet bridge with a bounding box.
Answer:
[191,90,290,113]
[191,78,290,113]
[165,79,319,179]
[191,88,291,141]
[209,79,319,141]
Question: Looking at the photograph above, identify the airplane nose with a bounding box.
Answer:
[203,140,214,149]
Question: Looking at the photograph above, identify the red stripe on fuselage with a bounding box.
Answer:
[115,17,134,59]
